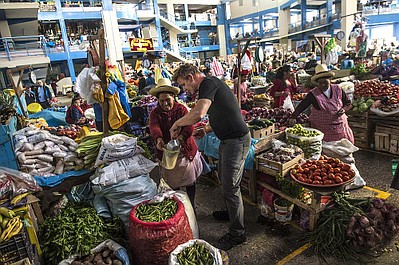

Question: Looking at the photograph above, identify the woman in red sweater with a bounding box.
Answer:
[270,64,298,108]
[149,78,203,207]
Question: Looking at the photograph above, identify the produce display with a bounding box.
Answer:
[40,203,124,265]
[252,94,273,108]
[245,107,309,128]
[0,91,16,124]
[291,156,355,186]
[292,93,307,101]
[286,124,323,159]
[354,80,399,98]
[247,117,273,131]
[251,76,267,86]
[350,62,369,78]
[177,242,214,265]
[350,97,374,113]
[44,124,82,139]
[307,193,399,262]
[135,198,178,222]
[259,145,303,163]
[132,95,157,107]
[0,207,24,243]
[376,96,399,112]
[70,247,123,265]
[14,127,82,175]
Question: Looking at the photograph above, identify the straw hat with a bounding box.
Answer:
[149,78,180,96]
[311,64,335,82]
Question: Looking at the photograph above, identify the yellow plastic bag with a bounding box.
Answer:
[107,93,130,129]
[27,103,43,114]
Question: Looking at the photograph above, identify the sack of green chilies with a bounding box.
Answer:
[168,239,225,265]
[59,239,130,265]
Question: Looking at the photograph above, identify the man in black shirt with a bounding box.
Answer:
[170,64,250,250]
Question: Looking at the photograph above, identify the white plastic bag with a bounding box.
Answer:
[95,134,143,167]
[91,155,157,186]
[283,96,295,112]
[322,139,359,157]
[169,239,223,265]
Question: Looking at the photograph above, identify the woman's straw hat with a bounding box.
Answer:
[149,78,180,96]
[311,64,335,82]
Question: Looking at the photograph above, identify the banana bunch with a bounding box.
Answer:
[0,216,23,242]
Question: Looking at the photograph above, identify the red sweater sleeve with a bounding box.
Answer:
[179,106,194,140]
[149,109,163,141]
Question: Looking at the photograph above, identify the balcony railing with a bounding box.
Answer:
[0,35,47,61]
[363,4,399,14]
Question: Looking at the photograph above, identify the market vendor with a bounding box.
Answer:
[66,95,89,125]
[35,80,52,109]
[270,64,298,108]
[170,63,250,251]
[289,64,354,143]
[149,78,203,208]
[233,73,250,110]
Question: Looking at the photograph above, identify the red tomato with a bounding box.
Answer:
[312,180,322,185]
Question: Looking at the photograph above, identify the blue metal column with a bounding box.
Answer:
[55,0,76,81]
[259,15,264,38]
[301,0,307,30]
[153,0,164,50]
[218,3,231,55]
[326,0,333,23]
[184,4,192,47]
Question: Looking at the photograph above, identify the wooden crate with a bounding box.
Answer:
[375,132,390,152]
[390,134,399,155]
[250,124,275,139]
[256,153,304,177]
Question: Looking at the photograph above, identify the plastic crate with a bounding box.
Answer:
[0,228,34,265]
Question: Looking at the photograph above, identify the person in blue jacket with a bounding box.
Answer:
[35,80,52,109]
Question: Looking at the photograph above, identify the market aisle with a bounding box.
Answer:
[188,149,399,265]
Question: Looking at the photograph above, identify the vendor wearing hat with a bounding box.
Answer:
[149,78,203,208]
[289,64,354,143]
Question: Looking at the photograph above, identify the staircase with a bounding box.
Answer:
[159,10,198,34]
[163,45,189,62]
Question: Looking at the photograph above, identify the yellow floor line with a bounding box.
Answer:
[363,186,391,199]
[276,243,311,265]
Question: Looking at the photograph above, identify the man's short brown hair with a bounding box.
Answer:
[172,63,201,82]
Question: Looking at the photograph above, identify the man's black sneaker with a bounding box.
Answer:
[212,210,230,221]
[216,233,247,251]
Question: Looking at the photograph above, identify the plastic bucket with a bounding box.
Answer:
[274,199,294,222]
[161,147,180,170]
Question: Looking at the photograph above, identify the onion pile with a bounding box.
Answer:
[354,80,399,98]
[346,198,399,249]
[245,107,309,128]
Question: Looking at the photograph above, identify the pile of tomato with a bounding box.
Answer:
[291,156,356,186]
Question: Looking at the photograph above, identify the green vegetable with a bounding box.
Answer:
[40,203,124,265]
[177,242,214,265]
[135,198,178,222]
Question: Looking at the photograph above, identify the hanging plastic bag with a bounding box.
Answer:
[283,96,295,112]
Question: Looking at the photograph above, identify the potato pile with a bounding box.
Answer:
[71,247,123,265]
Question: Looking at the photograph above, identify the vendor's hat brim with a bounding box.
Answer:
[311,71,335,82]
[149,85,180,96]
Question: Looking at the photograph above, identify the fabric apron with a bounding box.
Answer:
[309,84,354,144]
[161,150,203,189]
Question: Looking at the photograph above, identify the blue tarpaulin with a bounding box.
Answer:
[34,169,92,187]
[29,109,69,127]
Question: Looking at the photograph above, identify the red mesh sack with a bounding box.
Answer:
[129,196,193,265]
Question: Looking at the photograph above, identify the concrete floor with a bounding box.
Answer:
[190,149,399,265]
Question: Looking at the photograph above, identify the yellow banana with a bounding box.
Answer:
[11,192,30,206]
[0,207,15,218]
[0,198,9,205]
[1,217,9,229]
[5,219,22,240]
[0,217,20,241]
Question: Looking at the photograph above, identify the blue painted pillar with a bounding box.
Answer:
[152,0,164,50]
[394,23,399,41]
[218,3,231,55]
[259,15,264,38]
[184,4,192,46]
[102,0,112,11]
[145,0,150,7]
[301,0,307,30]
[55,0,76,81]
[276,18,278,29]
[326,0,333,23]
